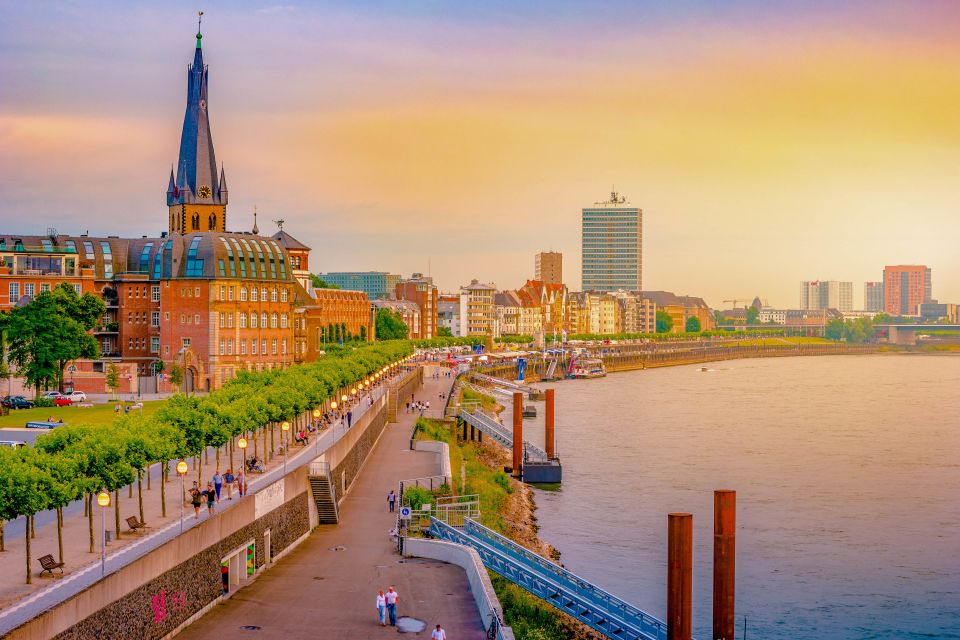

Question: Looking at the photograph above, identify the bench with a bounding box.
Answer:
[39,554,64,576]
[126,516,148,533]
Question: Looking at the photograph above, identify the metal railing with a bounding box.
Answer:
[431,517,669,640]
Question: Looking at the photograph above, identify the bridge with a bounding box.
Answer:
[430,517,669,640]
[874,324,960,345]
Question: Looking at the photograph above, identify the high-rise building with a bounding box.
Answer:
[581,191,642,292]
[883,265,931,316]
[535,251,563,286]
[863,281,884,312]
[800,281,853,312]
[316,272,400,300]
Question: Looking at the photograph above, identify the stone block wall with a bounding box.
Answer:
[51,492,309,640]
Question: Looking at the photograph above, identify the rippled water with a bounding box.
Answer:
[524,355,960,639]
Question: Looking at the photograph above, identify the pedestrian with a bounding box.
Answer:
[431,624,447,640]
[190,486,202,518]
[205,482,216,514]
[212,471,223,502]
[385,586,399,625]
[224,469,234,500]
[376,590,387,626]
[387,490,396,512]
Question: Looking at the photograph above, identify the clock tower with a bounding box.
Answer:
[166,25,228,234]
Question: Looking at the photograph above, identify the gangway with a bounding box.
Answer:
[458,408,548,461]
[430,517,668,640]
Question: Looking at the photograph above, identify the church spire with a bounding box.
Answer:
[166,14,226,209]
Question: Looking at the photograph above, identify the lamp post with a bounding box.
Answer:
[281,421,290,474]
[97,490,110,577]
[237,437,248,496]
[176,460,188,533]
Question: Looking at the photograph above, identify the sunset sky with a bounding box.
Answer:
[2,1,958,308]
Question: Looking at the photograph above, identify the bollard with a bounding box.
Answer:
[668,513,693,640]
[713,490,736,640]
[545,388,555,460]
[512,392,523,478]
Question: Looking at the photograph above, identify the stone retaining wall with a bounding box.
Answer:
[50,492,309,640]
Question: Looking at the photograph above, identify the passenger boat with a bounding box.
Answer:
[567,358,606,379]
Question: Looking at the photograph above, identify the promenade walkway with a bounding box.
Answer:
[177,369,486,640]
[0,381,391,634]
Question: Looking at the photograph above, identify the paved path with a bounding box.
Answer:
[178,369,486,640]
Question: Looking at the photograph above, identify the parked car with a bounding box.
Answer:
[0,440,29,448]
[53,396,73,407]
[1,395,34,409]
[66,391,87,402]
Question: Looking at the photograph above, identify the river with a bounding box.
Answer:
[521,355,960,639]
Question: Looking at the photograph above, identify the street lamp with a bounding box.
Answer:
[237,438,248,496]
[176,460,188,533]
[97,490,110,577]
[281,421,290,474]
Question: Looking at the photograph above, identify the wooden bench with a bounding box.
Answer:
[39,554,64,576]
[126,516,148,533]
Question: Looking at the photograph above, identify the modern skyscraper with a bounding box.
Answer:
[800,281,853,311]
[883,265,932,316]
[863,281,884,312]
[166,28,228,234]
[581,191,642,292]
[535,251,563,285]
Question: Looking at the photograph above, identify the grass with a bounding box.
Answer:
[416,416,570,640]
[0,400,165,429]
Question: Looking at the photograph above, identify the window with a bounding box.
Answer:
[24,283,35,297]
[251,288,258,302]
[271,339,278,354]
[220,339,225,355]
[280,313,288,329]
[250,312,258,328]
[151,312,160,327]
[271,289,278,302]
[261,312,268,328]
[280,288,288,302]
[152,286,160,302]
[239,313,247,328]
[150,337,159,353]
[8,282,19,300]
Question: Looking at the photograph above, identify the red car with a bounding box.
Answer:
[53,395,73,407]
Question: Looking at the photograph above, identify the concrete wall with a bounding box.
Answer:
[403,538,514,640]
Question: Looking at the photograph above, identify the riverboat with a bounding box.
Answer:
[568,358,606,379]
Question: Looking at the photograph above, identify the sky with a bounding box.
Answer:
[1,0,958,308]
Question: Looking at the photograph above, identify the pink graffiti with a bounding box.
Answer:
[151,589,187,624]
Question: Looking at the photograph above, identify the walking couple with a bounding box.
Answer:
[375,586,399,626]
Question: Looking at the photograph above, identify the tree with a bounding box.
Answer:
[375,308,408,340]
[309,275,340,290]
[105,364,121,400]
[438,326,452,337]
[746,306,760,325]
[655,310,673,334]
[167,362,184,392]
[4,284,105,395]
[685,316,701,333]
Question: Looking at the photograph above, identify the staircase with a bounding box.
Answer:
[308,462,339,524]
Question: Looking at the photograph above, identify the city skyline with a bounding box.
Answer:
[2,1,959,307]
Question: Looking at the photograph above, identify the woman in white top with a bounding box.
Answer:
[376,591,386,626]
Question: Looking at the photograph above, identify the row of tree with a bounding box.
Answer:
[0,340,414,584]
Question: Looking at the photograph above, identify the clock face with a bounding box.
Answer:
[198,185,212,198]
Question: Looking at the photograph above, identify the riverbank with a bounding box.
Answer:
[415,417,600,640]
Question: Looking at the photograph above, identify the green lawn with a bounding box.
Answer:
[0,400,165,428]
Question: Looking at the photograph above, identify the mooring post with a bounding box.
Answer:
[545,388,555,460]
[668,512,693,640]
[512,392,523,478]
[713,490,736,640]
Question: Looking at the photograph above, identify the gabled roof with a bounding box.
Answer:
[271,229,311,251]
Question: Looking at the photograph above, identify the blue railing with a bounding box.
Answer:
[430,517,669,640]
